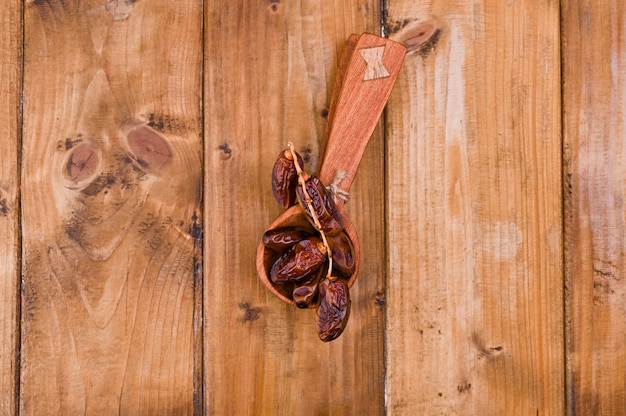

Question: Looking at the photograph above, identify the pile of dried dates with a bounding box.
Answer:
[262,143,354,341]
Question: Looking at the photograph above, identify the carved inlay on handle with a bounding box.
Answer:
[359,46,390,81]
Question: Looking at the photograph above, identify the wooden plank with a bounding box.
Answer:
[20,1,202,414]
[204,1,386,414]
[384,1,564,414]
[562,1,626,414]
[0,1,21,414]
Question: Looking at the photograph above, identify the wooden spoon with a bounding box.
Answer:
[257,33,406,306]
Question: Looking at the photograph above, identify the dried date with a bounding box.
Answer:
[270,237,327,283]
[296,176,344,236]
[316,278,351,342]
[272,149,304,209]
[327,232,355,278]
[263,227,310,253]
[292,266,325,308]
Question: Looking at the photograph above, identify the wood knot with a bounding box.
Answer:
[374,290,386,307]
[218,143,232,160]
[472,331,505,360]
[388,18,441,56]
[127,126,172,169]
[268,0,280,12]
[64,142,101,184]
[457,382,472,394]
[239,302,261,322]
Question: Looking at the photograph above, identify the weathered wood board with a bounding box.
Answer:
[20,1,202,414]
[0,2,21,415]
[384,1,564,414]
[1,0,625,414]
[204,0,387,413]
[563,0,626,414]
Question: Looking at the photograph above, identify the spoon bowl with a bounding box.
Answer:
[256,204,360,307]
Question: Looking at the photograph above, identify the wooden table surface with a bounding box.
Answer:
[1,0,624,415]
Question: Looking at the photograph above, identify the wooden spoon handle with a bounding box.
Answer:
[318,34,406,195]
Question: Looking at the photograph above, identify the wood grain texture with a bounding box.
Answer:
[204,1,386,413]
[5,1,624,413]
[20,1,202,414]
[384,1,564,414]
[562,1,626,414]
[0,2,21,414]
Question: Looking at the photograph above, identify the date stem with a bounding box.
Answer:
[288,142,335,280]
